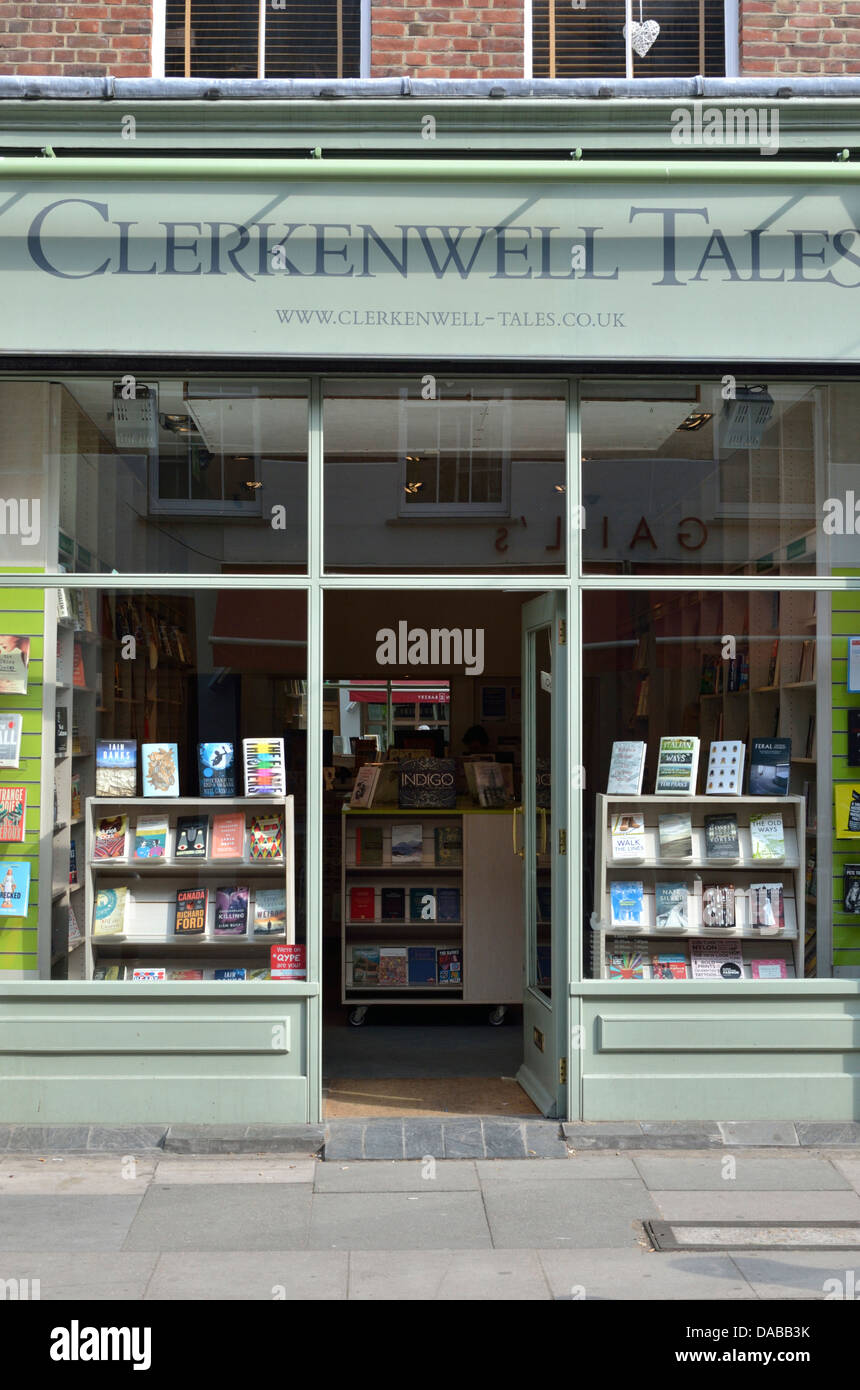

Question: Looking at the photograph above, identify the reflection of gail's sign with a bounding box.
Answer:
[376,622,484,676]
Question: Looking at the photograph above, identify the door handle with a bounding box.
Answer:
[512,805,524,858]
[538,806,548,855]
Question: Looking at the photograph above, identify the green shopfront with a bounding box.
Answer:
[1,90,860,1124]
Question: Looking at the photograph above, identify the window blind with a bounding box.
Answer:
[164,0,361,79]
[533,0,726,79]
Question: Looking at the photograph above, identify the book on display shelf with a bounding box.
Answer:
[658,813,693,859]
[141,743,179,797]
[175,816,208,859]
[606,741,646,795]
[175,887,207,936]
[748,739,791,797]
[610,881,645,928]
[705,740,745,796]
[654,737,700,796]
[610,812,645,861]
[750,813,785,861]
[704,814,739,860]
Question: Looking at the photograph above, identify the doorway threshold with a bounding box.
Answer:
[323,1116,568,1161]
[323,1076,539,1120]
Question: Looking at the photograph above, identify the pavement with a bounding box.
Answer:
[2,1144,860,1300]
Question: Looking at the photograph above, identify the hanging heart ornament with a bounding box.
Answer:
[623,19,660,58]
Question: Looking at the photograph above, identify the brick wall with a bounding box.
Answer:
[0,1,151,78]
[371,0,525,79]
[741,0,860,76]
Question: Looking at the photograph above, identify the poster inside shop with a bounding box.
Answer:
[0,860,30,916]
[0,638,29,696]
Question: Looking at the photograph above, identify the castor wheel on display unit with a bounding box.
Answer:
[488,1005,506,1026]
[348,1006,368,1027]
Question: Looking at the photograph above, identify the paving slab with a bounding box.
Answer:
[307,1191,491,1250]
[652,1190,860,1221]
[403,1120,444,1160]
[482,1120,528,1160]
[539,1247,755,1300]
[323,1123,366,1161]
[476,1155,639,1181]
[0,1253,159,1300]
[524,1122,569,1158]
[86,1127,167,1152]
[313,1160,479,1192]
[717,1122,799,1147]
[0,1195,144,1252]
[633,1156,851,1192]
[797,1124,860,1147]
[152,1158,316,1185]
[731,1251,860,1300]
[831,1159,860,1195]
[146,1251,349,1300]
[0,1156,157,1195]
[163,1125,324,1155]
[6,1127,92,1153]
[348,1249,551,1300]
[362,1121,405,1160]
[123,1183,313,1251]
[483,1178,658,1249]
[639,1123,723,1149]
[442,1120,485,1159]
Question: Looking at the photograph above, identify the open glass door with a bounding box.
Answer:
[517,592,569,1117]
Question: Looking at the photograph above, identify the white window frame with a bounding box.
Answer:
[155,0,369,80]
[524,0,739,80]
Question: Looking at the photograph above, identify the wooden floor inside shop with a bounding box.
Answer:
[323,1077,539,1118]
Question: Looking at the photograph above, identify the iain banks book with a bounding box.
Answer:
[96,741,137,796]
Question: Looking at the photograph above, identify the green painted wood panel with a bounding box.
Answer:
[831,581,860,970]
[0,581,45,974]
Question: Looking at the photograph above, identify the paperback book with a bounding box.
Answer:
[349,885,376,921]
[214,885,249,936]
[436,886,461,922]
[197,742,235,797]
[690,938,744,981]
[654,881,688,932]
[610,812,645,861]
[169,969,204,981]
[749,882,785,933]
[0,860,29,916]
[350,763,380,809]
[132,968,166,982]
[407,945,436,985]
[93,884,127,936]
[748,739,791,797]
[380,887,406,921]
[211,812,245,859]
[436,947,462,985]
[843,864,860,914]
[69,839,78,885]
[242,738,286,797]
[214,969,247,981]
[610,881,645,928]
[133,816,168,860]
[249,814,284,861]
[93,815,128,861]
[434,825,463,866]
[0,713,23,769]
[175,816,208,859]
[0,637,29,695]
[352,947,379,986]
[751,959,788,980]
[391,823,423,865]
[398,758,457,810]
[175,887,207,936]
[750,813,786,861]
[378,947,408,986]
[253,888,287,936]
[650,952,689,980]
[606,741,647,795]
[0,786,26,843]
[409,887,437,922]
[55,706,68,757]
[702,884,736,930]
[470,760,515,809]
[704,814,739,860]
[658,813,693,859]
[654,737,700,796]
[607,946,648,980]
[354,824,383,867]
[95,741,136,797]
[142,743,179,797]
[705,740,746,796]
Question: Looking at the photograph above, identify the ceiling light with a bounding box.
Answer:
[242,480,263,491]
[404,481,424,495]
[159,412,199,436]
[677,411,714,432]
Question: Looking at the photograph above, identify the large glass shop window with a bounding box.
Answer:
[323,377,567,574]
[0,584,308,981]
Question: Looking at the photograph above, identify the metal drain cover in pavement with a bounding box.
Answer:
[646,1221,860,1252]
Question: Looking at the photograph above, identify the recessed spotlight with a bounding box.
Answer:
[677,412,714,432]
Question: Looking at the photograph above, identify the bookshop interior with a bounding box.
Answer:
[1,373,860,1117]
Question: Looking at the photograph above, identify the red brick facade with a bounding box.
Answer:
[741,1,860,77]
[370,0,525,79]
[0,0,151,78]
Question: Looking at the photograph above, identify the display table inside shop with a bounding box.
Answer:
[342,802,523,1015]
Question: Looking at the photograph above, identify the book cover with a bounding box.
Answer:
[72,641,85,689]
[398,757,457,810]
[142,743,179,797]
[93,884,127,936]
[355,825,383,867]
[705,740,746,796]
[0,713,23,769]
[749,882,785,932]
[132,968,166,981]
[254,888,287,936]
[471,760,515,810]
[175,887,207,936]
[704,814,739,860]
[168,969,204,981]
[436,886,460,922]
[214,968,247,981]
[95,741,137,797]
[55,706,68,757]
[242,737,286,797]
[407,945,436,985]
[0,860,29,917]
[843,864,860,913]
[214,885,249,936]
[654,881,688,931]
[271,944,306,980]
[249,814,284,861]
[175,815,208,859]
[750,813,785,860]
[608,949,647,980]
[70,774,81,820]
[848,711,860,767]
[69,838,78,885]
[197,742,236,797]
[67,901,82,947]
[133,816,168,860]
[349,885,376,921]
[610,812,645,861]
[248,969,272,981]
[0,638,29,695]
[606,741,646,795]
[352,947,379,985]
[350,763,380,809]
[658,813,693,859]
[211,812,245,859]
[391,823,423,865]
[380,887,405,921]
[690,938,744,980]
[702,884,736,930]
[610,881,644,927]
[654,736,700,795]
[436,947,462,985]
[0,786,26,843]
[751,959,788,980]
[650,952,689,980]
[380,946,409,986]
[834,785,860,838]
[434,825,463,866]
[93,815,128,861]
[748,739,791,796]
[409,887,436,922]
